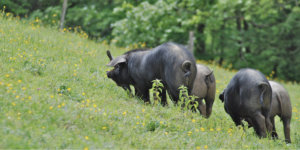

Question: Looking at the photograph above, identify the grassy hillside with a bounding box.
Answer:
[0,15,299,149]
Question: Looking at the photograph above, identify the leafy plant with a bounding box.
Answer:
[178,85,199,113]
[151,79,164,105]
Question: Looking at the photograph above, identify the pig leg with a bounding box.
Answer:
[197,99,206,117]
[204,97,214,118]
[168,90,179,104]
[135,87,150,103]
[251,112,267,138]
[282,117,291,143]
[229,113,242,126]
[141,88,150,103]
[262,110,273,134]
[270,117,278,139]
[160,88,167,106]
[245,117,253,128]
[121,84,131,92]
[121,84,133,96]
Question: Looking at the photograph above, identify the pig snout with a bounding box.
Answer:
[106,71,113,78]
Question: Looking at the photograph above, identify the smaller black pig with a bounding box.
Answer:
[245,81,292,143]
[268,81,292,143]
[219,68,273,138]
[192,64,216,118]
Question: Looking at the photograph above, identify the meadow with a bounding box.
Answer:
[0,13,300,149]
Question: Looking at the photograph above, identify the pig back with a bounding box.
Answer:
[192,64,211,98]
[158,43,197,93]
[225,69,272,115]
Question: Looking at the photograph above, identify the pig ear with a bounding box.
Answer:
[106,55,127,67]
[106,50,113,61]
[219,91,224,102]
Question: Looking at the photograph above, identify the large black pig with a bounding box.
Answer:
[219,68,273,138]
[106,42,197,105]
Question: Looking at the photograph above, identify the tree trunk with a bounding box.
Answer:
[243,20,251,53]
[236,16,243,59]
[195,23,206,57]
[188,31,195,55]
[218,22,225,66]
[60,0,68,30]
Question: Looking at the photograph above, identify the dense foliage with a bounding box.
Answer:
[1,0,299,82]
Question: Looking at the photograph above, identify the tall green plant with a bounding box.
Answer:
[151,79,164,105]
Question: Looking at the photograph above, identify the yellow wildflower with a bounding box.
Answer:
[49,106,53,110]
[85,136,89,140]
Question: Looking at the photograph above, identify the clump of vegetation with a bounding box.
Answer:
[178,85,199,113]
[151,79,164,105]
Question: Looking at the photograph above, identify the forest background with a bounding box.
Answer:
[1,0,299,82]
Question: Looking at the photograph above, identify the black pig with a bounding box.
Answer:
[244,81,292,143]
[269,81,292,143]
[219,68,273,138]
[106,42,197,105]
[192,64,216,118]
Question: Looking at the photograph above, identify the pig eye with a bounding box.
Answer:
[114,64,120,69]
[114,66,120,74]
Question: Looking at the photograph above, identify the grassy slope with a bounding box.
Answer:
[0,16,299,149]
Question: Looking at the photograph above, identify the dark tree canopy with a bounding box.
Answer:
[1,0,299,82]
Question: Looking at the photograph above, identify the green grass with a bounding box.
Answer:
[0,14,300,149]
